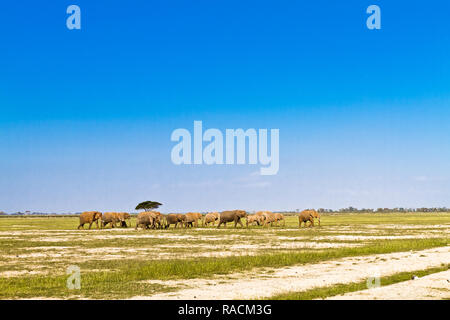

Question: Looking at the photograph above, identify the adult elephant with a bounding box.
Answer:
[298,210,315,228]
[217,210,247,228]
[117,212,131,228]
[163,214,184,229]
[135,211,158,230]
[309,210,321,226]
[78,211,102,229]
[101,212,120,228]
[184,212,202,228]
[148,211,163,229]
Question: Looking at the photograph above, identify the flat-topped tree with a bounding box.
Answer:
[135,201,162,211]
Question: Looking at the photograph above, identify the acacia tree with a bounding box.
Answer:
[135,201,162,211]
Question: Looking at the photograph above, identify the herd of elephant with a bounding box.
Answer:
[77,209,321,230]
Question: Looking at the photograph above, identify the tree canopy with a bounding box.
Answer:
[135,201,162,211]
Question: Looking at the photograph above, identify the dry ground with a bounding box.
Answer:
[134,246,449,299]
[328,269,450,300]
[0,213,448,299]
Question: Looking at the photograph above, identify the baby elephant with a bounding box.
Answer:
[246,214,262,227]
[262,212,277,227]
[204,212,220,227]
[78,211,102,229]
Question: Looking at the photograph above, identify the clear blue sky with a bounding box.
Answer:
[1,1,449,213]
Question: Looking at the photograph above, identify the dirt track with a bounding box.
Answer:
[328,269,450,300]
[131,246,450,300]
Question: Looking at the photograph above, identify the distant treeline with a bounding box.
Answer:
[279,207,450,214]
[1,207,449,217]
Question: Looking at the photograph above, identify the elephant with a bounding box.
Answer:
[184,212,202,228]
[147,211,163,229]
[145,211,163,229]
[262,212,277,227]
[135,211,157,230]
[254,211,267,225]
[177,214,187,227]
[246,214,262,227]
[298,210,315,228]
[217,210,247,228]
[163,214,184,229]
[117,212,131,228]
[255,211,266,217]
[101,212,121,228]
[309,210,321,226]
[274,213,286,227]
[194,212,204,227]
[255,211,270,225]
[78,211,102,229]
[204,212,220,227]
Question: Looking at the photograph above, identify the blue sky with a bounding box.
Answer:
[1,1,449,212]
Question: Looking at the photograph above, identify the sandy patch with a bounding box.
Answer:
[130,246,450,300]
[313,235,446,241]
[328,269,450,300]
[0,270,45,278]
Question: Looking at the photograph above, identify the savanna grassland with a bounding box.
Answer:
[0,213,449,300]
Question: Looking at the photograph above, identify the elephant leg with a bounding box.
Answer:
[88,222,93,229]
[78,224,83,230]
